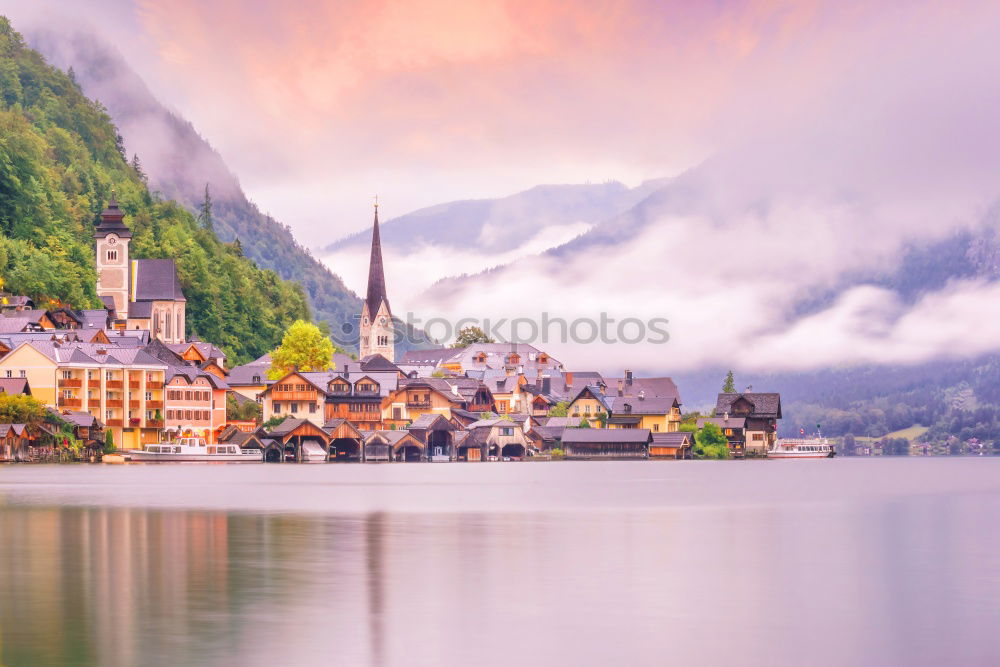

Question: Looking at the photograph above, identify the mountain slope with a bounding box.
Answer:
[26,25,362,341]
[0,16,308,364]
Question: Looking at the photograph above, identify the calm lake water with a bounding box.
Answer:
[1,459,999,667]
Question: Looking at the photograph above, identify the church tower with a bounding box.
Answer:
[94,196,132,318]
[359,200,394,361]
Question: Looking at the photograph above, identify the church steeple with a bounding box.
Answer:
[364,199,390,317]
[359,198,394,362]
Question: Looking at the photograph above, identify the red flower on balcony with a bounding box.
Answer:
[129,417,141,426]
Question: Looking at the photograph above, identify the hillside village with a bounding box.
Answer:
[0,198,785,463]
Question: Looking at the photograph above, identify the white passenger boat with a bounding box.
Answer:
[768,438,835,459]
[127,437,262,462]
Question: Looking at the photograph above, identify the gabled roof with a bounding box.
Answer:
[0,378,30,395]
[0,423,28,437]
[609,395,679,415]
[408,413,455,430]
[696,416,746,430]
[132,259,185,301]
[0,317,30,334]
[466,417,524,430]
[652,432,692,446]
[359,354,401,373]
[398,348,454,365]
[568,385,613,411]
[715,393,782,419]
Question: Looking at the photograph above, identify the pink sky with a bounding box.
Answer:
[4,0,889,242]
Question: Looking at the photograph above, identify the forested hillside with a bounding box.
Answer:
[0,17,308,364]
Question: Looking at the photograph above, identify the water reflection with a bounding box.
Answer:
[1,463,999,666]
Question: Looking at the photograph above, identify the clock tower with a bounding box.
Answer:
[94,196,132,318]
[359,200,394,361]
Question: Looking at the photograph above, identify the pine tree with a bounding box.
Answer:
[197,183,213,231]
[131,153,146,184]
[722,370,736,393]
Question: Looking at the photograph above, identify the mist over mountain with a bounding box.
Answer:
[25,24,365,343]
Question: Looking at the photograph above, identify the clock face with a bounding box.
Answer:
[379,317,387,325]
[107,236,118,246]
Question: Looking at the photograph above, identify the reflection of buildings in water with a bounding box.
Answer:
[366,512,386,667]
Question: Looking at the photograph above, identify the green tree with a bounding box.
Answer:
[547,401,570,417]
[103,430,115,454]
[722,370,736,393]
[263,415,287,430]
[577,417,591,428]
[450,326,495,348]
[695,423,730,459]
[197,182,213,231]
[227,393,261,421]
[268,319,334,379]
[0,393,46,423]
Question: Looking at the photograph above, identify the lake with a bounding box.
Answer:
[1,459,998,666]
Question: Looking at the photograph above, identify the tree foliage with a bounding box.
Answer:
[450,326,495,348]
[0,18,309,364]
[694,423,730,459]
[0,393,45,423]
[226,392,261,421]
[268,319,334,379]
[722,370,736,394]
[547,401,570,417]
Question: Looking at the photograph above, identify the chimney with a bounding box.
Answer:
[564,372,574,389]
[617,379,623,396]
[638,390,645,401]
[724,411,729,421]
[541,377,551,394]
[625,370,633,385]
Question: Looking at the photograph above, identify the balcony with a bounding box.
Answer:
[58,378,82,388]
[145,419,164,428]
[128,400,140,409]
[106,380,123,389]
[106,399,123,408]
[272,390,318,401]
[59,398,82,408]
[406,400,431,409]
[106,419,123,427]
[147,381,163,390]
[129,382,141,390]
[146,401,163,410]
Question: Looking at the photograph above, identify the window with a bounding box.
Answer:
[19,370,25,378]
[145,391,153,401]
[725,429,733,436]
[752,433,764,441]
[107,249,118,261]
[290,403,298,414]
[63,389,73,399]
[309,403,317,413]
[87,370,94,381]
[4,371,10,378]
[106,410,113,421]
[274,402,281,413]
[106,371,113,380]
[62,370,73,379]
[653,424,660,432]
[185,391,192,401]
[501,427,513,436]
[252,375,261,383]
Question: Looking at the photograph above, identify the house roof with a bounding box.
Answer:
[228,361,271,386]
[608,395,678,415]
[128,301,153,318]
[408,413,454,430]
[466,417,524,430]
[0,378,30,395]
[715,393,782,419]
[95,197,132,238]
[651,432,692,446]
[132,259,186,302]
[606,376,682,403]
[697,416,746,430]
[0,423,28,437]
[532,425,566,442]
[0,317,30,333]
[59,410,99,428]
[359,354,401,373]
[560,427,651,444]
[398,348,454,365]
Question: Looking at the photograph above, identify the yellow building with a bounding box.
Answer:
[607,395,681,433]
[0,341,167,448]
[566,386,612,427]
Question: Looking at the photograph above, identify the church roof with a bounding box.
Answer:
[94,196,132,239]
[363,205,390,316]
[132,259,186,302]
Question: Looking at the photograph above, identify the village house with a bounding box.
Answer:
[560,427,652,459]
[0,340,167,448]
[713,392,782,456]
[649,431,693,459]
[607,394,681,433]
[226,353,271,401]
[462,417,533,461]
[696,415,747,454]
[382,376,494,428]
[566,385,614,426]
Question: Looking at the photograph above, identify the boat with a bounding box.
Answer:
[127,437,262,462]
[768,438,835,459]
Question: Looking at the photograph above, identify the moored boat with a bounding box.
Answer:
[127,437,262,462]
[768,438,834,459]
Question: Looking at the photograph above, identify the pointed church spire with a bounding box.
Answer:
[365,197,390,316]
